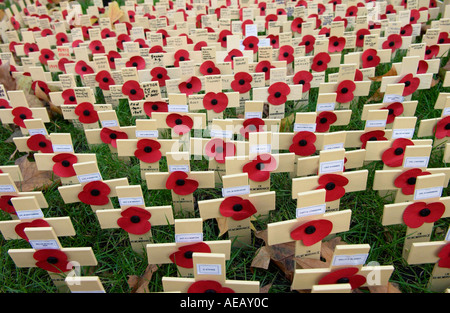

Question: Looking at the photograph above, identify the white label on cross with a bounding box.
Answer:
[222,185,251,197]
[77,172,102,183]
[101,120,119,127]
[250,144,271,153]
[383,94,405,103]
[443,107,450,117]
[323,143,344,151]
[168,105,189,112]
[168,165,190,172]
[16,209,44,220]
[196,264,222,275]
[118,197,145,206]
[0,184,16,192]
[175,233,204,243]
[391,128,415,139]
[245,24,258,37]
[135,130,159,138]
[210,129,233,139]
[414,186,443,200]
[403,157,429,168]
[296,204,326,218]
[332,254,369,266]
[52,144,74,153]
[316,103,336,112]
[29,239,60,250]
[445,228,450,241]
[28,128,47,136]
[244,112,263,119]
[365,120,387,128]
[319,160,344,174]
[293,123,316,132]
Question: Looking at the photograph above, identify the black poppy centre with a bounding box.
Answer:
[394,148,404,155]
[176,179,185,186]
[232,204,243,212]
[304,225,316,234]
[325,182,335,190]
[90,189,101,196]
[419,208,431,217]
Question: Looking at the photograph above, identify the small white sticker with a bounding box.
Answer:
[77,172,102,183]
[175,233,204,243]
[197,264,222,275]
[245,24,258,37]
[316,102,336,112]
[319,160,344,174]
[16,209,45,220]
[0,184,16,193]
[332,254,369,266]
[365,120,387,128]
[101,120,119,127]
[414,186,443,200]
[168,165,190,172]
[323,143,344,151]
[168,105,189,112]
[250,144,271,153]
[29,239,60,250]
[52,144,74,153]
[383,94,404,103]
[443,107,450,117]
[222,185,251,197]
[244,111,262,119]
[445,228,450,241]
[403,157,429,168]
[28,128,47,136]
[296,204,326,218]
[294,123,316,132]
[392,128,415,139]
[210,129,233,139]
[135,130,159,138]
[118,197,145,206]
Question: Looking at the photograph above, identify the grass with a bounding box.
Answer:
[0,1,449,294]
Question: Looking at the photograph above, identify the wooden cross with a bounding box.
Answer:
[8,226,97,293]
[267,189,351,263]
[58,161,129,211]
[65,276,106,293]
[116,119,181,179]
[146,217,231,277]
[0,164,23,184]
[145,151,215,214]
[59,99,113,131]
[95,185,174,255]
[198,172,276,248]
[225,131,295,193]
[162,252,260,293]
[291,243,394,292]
[0,173,48,220]
[382,173,450,259]
[12,118,54,154]
[406,227,450,293]
[417,93,450,149]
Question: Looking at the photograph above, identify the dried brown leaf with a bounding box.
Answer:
[368,282,402,293]
[369,66,398,82]
[216,217,228,237]
[251,246,271,270]
[0,61,16,91]
[14,154,60,191]
[260,283,272,293]
[128,264,159,293]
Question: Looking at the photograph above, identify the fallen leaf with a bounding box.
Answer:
[0,61,16,91]
[251,246,271,270]
[368,282,402,293]
[127,264,159,293]
[108,2,124,24]
[216,217,228,237]
[365,88,384,103]
[260,283,272,293]
[369,66,398,82]
[14,154,60,192]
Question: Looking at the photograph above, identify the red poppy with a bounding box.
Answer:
[33,249,72,273]
[0,195,18,214]
[293,71,313,92]
[315,111,337,132]
[424,45,439,60]
[94,70,114,90]
[134,139,162,163]
[438,32,450,44]
[89,40,105,54]
[126,56,146,70]
[346,5,358,17]
[268,82,290,105]
[433,116,450,139]
[149,45,166,53]
[265,14,278,29]
[203,92,228,113]
[356,28,370,47]
[193,41,207,51]
[231,72,252,93]
[24,43,39,55]
[361,49,380,68]
[394,168,431,195]
[291,17,304,34]
[243,154,277,182]
[100,28,115,39]
[277,8,287,15]
[333,16,348,28]
[318,267,366,289]
[157,29,169,46]
[116,33,131,50]
[75,60,94,77]
[26,134,53,153]
[9,41,18,53]
[117,206,152,235]
[417,60,428,74]
[78,180,111,206]
[255,60,275,81]
[382,34,402,52]
[106,50,121,69]
[166,113,193,135]
[10,17,20,30]
[72,39,83,48]
[289,131,316,156]
[15,219,50,241]
[100,128,128,148]
[122,80,144,100]
[400,24,413,37]
[336,80,356,103]
[143,101,168,118]
[240,118,265,140]
[188,280,235,293]
[258,1,267,15]
[0,99,11,109]
[437,243,450,268]
[267,34,279,48]
[173,49,190,67]
[381,138,414,167]
[299,35,316,54]
[278,45,294,64]
[178,76,202,96]
[402,201,445,228]
[241,19,254,37]
[74,102,99,124]
[169,242,212,268]
[328,36,346,53]
[290,219,333,246]
[385,4,396,14]
[199,61,220,76]
[359,130,387,149]
[380,102,403,124]
[224,49,243,69]
[308,14,321,28]
[55,32,69,46]
[319,27,331,37]
[38,48,54,65]
[52,153,77,177]
[311,52,331,72]
[12,106,33,128]
[133,38,148,49]
[58,58,74,73]
[205,138,236,164]
[409,9,420,24]
[219,196,257,221]
[31,80,51,95]
[398,74,420,96]
[166,171,198,195]
[150,67,170,87]
[218,29,232,48]
[316,173,349,202]
[354,69,363,82]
